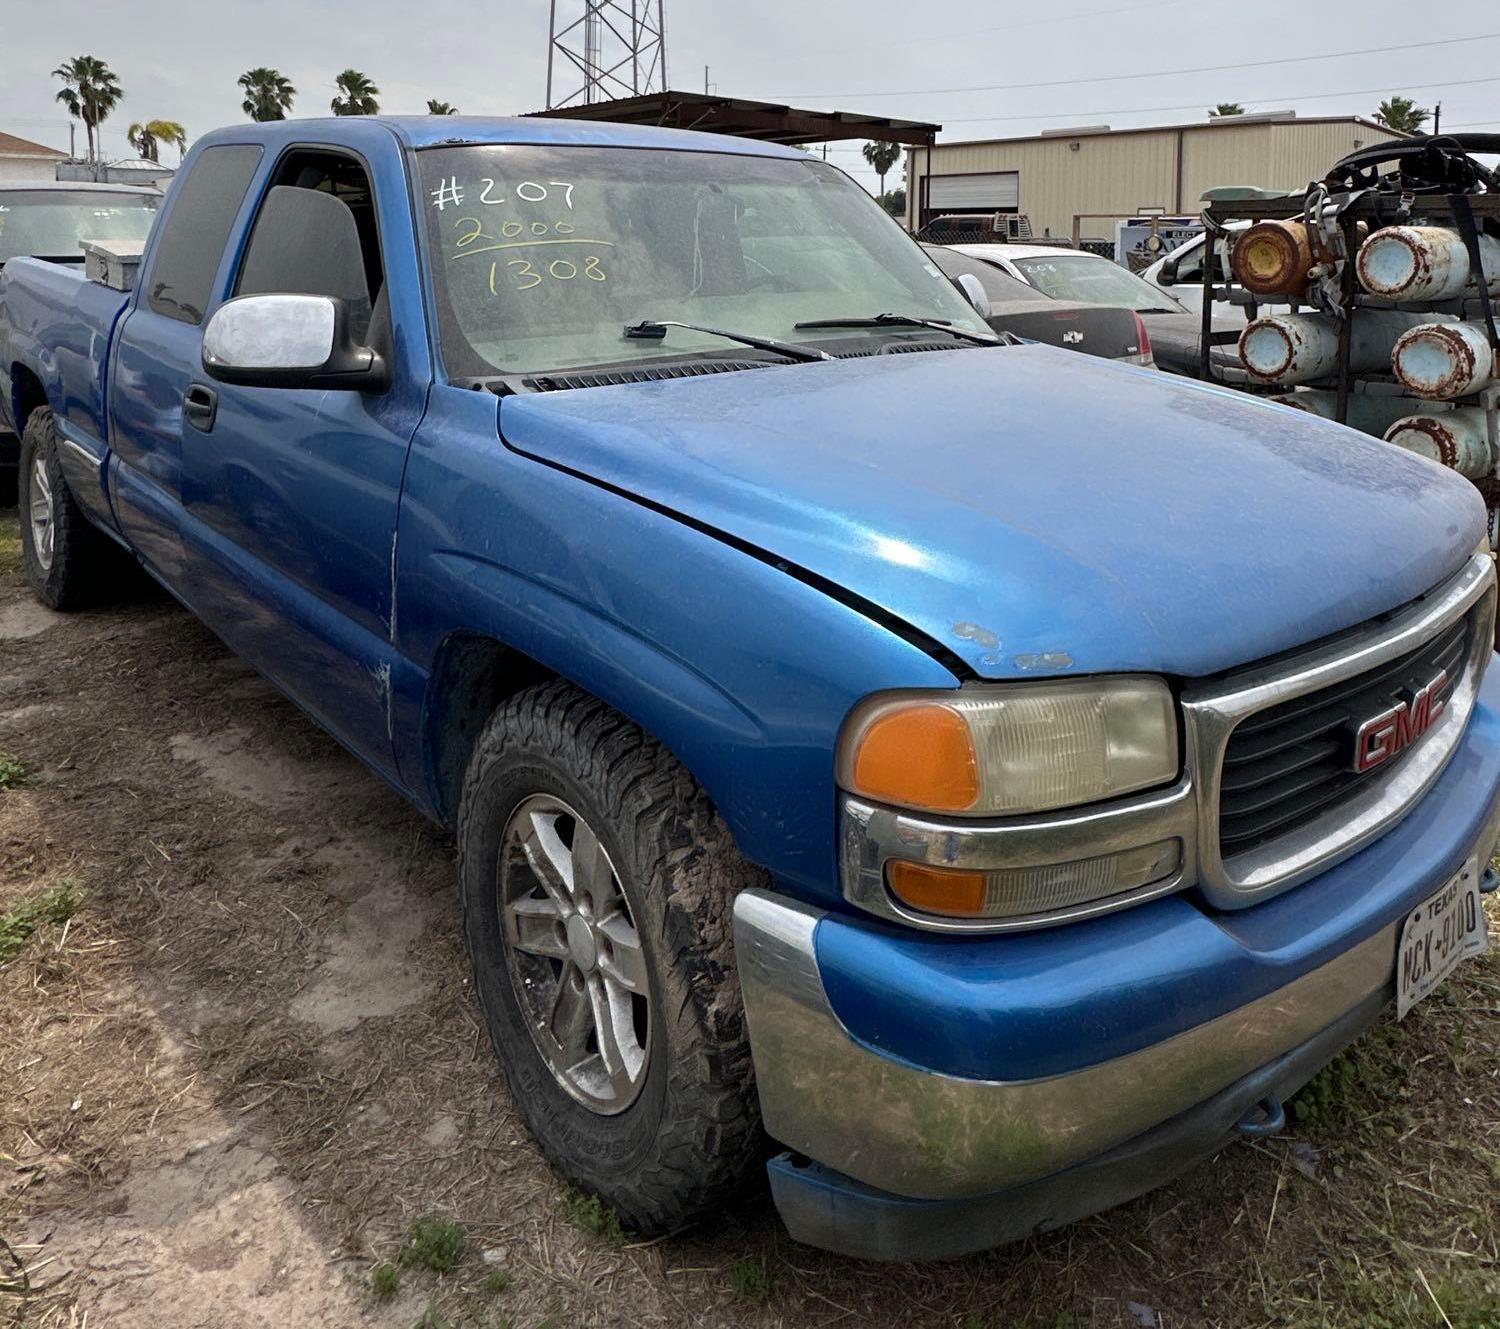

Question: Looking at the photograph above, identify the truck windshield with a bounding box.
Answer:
[0,189,158,265]
[417,144,990,376]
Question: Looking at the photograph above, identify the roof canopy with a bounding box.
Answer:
[528,90,939,148]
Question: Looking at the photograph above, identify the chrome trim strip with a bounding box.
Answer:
[56,431,99,469]
[1186,553,1496,908]
[734,886,1396,1202]
[840,778,1196,934]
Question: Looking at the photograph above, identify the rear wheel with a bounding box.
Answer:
[458,680,766,1234]
[18,408,120,610]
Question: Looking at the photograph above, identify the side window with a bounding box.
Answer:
[234,151,386,345]
[147,144,262,325]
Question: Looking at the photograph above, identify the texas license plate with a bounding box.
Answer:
[1396,857,1490,1019]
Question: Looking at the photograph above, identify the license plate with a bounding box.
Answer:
[1396,857,1490,1019]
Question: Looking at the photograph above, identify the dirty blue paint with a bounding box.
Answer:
[500,347,1484,680]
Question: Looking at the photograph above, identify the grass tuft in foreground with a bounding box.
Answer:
[728,1255,773,1302]
[561,1188,625,1246]
[398,1216,466,1273]
[370,1262,400,1299]
[0,880,82,965]
[0,751,28,790]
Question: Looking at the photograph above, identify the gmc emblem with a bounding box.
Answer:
[1351,670,1449,774]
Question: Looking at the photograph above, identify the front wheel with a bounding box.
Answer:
[458,680,766,1234]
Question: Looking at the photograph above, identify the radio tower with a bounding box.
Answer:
[546,1,668,109]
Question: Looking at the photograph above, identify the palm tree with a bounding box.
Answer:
[239,68,296,121]
[127,119,187,163]
[1209,102,1244,117]
[53,55,123,165]
[861,140,902,201]
[331,70,380,116]
[1374,96,1431,135]
[426,99,458,115]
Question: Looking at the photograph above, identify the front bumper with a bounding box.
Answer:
[735,666,1500,1258]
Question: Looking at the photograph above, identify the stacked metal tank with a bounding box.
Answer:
[1230,217,1500,543]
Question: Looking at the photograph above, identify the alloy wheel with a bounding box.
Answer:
[498,794,652,1114]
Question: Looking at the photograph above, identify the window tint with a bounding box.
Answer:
[146,144,262,325]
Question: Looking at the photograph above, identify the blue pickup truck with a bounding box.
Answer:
[3,117,1497,1261]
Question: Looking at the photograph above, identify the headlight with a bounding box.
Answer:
[837,677,1179,817]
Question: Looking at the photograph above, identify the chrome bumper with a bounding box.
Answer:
[734,886,1404,1201]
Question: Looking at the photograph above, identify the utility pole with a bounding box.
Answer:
[1433,102,1442,134]
[546,1,669,108]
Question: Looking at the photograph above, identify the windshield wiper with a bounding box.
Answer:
[794,313,1007,347]
[624,319,832,363]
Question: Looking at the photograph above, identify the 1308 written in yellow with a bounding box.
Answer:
[492,254,609,292]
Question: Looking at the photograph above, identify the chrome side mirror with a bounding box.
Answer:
[955,272,992,320]
[202,293,387,391]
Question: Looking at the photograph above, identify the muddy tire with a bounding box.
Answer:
[18,408,120,610]
[458,679,766,1234]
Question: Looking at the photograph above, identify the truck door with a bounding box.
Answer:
[178,143,427,776]
[110,145,263,586]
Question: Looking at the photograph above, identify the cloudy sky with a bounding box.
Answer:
[3,0,1496,190]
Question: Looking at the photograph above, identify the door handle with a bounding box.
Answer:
[183,383,218,432]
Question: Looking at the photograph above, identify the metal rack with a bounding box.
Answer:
[1196,193,1500,456]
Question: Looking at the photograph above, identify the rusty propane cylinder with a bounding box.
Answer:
[1391,322,1499,399]
[1239,310,1437,385]
[1357,226,1500,301]
[1231,220,1316,296]
[1384,409,1497,480]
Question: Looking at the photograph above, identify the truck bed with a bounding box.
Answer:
[0,257,131,448]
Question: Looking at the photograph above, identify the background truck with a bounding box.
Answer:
[3,115,1498,1262]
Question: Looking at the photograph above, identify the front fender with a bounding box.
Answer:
[392,386,960,901]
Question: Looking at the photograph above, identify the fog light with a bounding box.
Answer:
[887,840,1182,920]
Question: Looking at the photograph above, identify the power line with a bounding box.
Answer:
[760,0,1192,67]
[922,73,1500,128]
[777,30,1500,101]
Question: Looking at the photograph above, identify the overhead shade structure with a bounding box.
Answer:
[527,90,939,150]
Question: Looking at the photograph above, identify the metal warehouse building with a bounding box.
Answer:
[906,113,1403,240]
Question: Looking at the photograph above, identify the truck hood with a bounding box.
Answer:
[498,346,1484,679]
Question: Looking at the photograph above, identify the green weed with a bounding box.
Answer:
[561,1188,624,1246]
[0,881,82,965]
[728,1255,772,1302]
[399,1216,466,1273]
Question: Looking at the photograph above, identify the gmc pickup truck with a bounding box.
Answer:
[3,117,1497,1262]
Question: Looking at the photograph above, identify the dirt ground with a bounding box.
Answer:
[1,507,1498,1329]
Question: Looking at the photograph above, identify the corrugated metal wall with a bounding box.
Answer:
[909,120,1403,238]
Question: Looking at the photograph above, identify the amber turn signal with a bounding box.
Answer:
[887,861,990,918]
[847,702,980,813]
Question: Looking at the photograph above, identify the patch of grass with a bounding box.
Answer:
[728,1255,773,1302]
[412,1305,452,1329]
[0,519,20,576]
[0,752,28,790]
[0,880,82,965]
[370,1263,400,1299]
[560,1188,624,1246]
[398,1216,466,1274]
[1289,1021,1408,1133]
[482,1269,513,1294]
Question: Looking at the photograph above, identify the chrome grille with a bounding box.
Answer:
[1183,553,1496,909]
[1218,613,1470,857]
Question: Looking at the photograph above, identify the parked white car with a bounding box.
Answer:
[947,243,1250,380]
